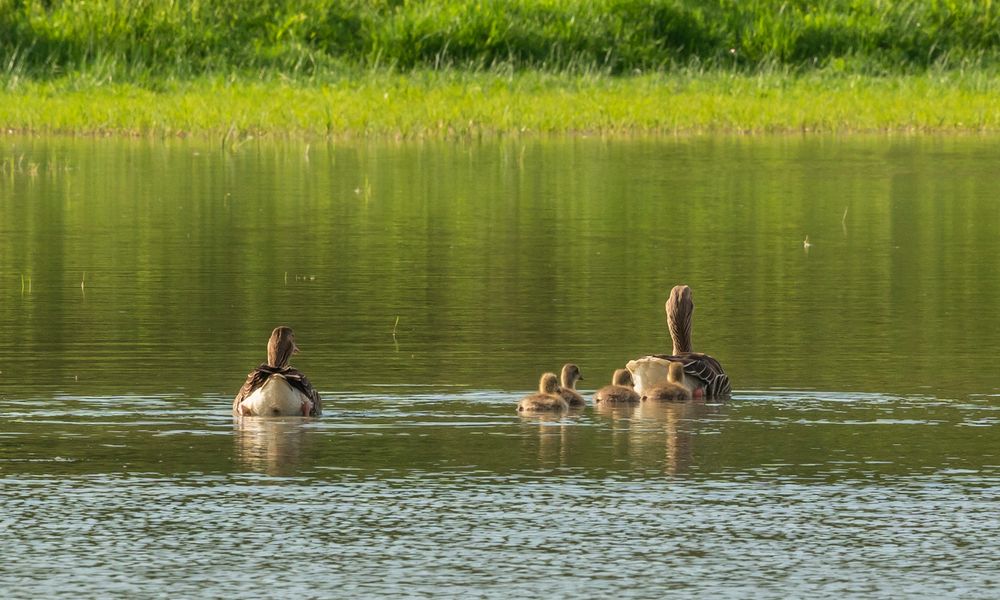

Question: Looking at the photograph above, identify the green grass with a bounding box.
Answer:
[3,1,1000,137]
[3,0,1000,77]
[3,69,1000,138]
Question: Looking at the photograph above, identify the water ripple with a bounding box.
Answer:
[0,389,997,597]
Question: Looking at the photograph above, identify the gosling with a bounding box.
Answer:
[594,368,641,404]
[558,363,585,407]
[518,373,569,412]
[641,362,693,402]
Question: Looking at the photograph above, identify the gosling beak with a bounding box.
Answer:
[293,344,301,354]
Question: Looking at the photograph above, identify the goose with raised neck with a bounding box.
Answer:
[234,326,322,417]
[626,285,731,398]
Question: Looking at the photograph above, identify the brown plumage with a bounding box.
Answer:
[594,368,640,404]
[558,363,585,407]
[233,326,322,417]
[518,373,568,412]
[626,285,731,398]
[642,362,693,402]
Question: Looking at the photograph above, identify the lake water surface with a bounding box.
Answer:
[1,136,998,597]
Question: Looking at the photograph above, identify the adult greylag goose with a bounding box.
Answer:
[593,368,641,404]
[517,373,568,412]
[558,363,585,407]
[641,362,693,402]
[626,285,731,398]
[234,326,322,417]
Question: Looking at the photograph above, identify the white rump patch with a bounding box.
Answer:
[240,376,311,417]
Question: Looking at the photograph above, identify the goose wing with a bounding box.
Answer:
[281,368,323,417]
[233,364,273,415]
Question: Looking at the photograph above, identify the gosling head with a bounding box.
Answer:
[611,368,634,388]
[266,326,299,368]
[667,361,685,384]
[560,363,583,388]
[538,372,561,394]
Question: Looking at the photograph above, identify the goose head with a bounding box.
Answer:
[266,326,300,368]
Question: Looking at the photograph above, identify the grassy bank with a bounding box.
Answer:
[3,1,1000,137]
[3,69,1000,138]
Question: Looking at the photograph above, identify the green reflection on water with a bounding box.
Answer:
[1,136,999,399]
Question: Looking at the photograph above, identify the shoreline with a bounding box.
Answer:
[4,70,1000,139]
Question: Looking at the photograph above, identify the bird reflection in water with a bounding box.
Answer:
[233,417,311,476]
[517,406,584,466]
[631,401,719,475]
[593,399,721,475]
[593,400,638,461]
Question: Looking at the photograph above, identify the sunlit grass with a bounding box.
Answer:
[2,1,999,75]
[3,1,999,137]
[2,69,1000,138]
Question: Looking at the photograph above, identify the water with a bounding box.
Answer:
[1,136,998,597]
